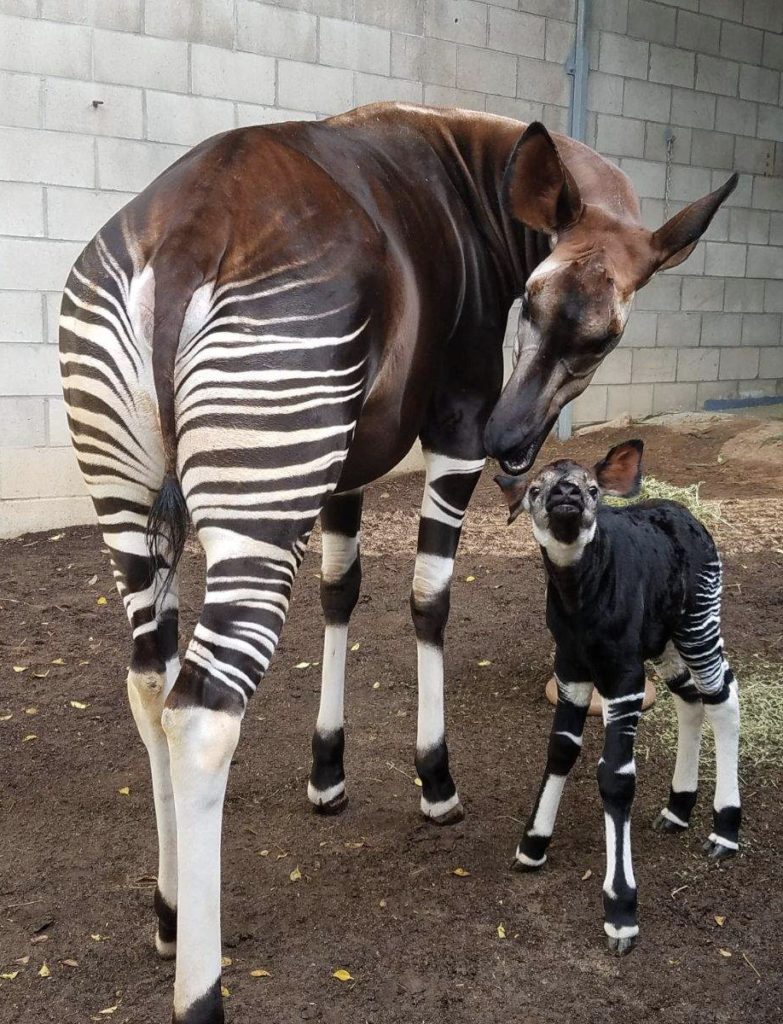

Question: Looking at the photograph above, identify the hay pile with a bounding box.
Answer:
[604,475,723,530]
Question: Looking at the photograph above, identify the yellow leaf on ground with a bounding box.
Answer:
[0,971,19,980]
[250,969,272,978]
[61,959,78,968]
[13,666,27,673]
[23,734,37,742]
[33,671,50,678]
[25,707,38,715]
[96,596,108,606]
[98,1006,118,1015]
[38,964,50,978]
[221,956,232,968]
[497,924,507,940]
[372,681,380,689]
[259,849,270,857]
[0,714,12,721]
[48,533,64,541]
[345,841,364,849]
[118,787,130,796]
[70,700,88,710]
[477,659,491,667]
[453,867,470,877]
[414,777,423,787]
[715,915,726,927]
[295,661,310,669]
[332,969,353,982]
[51,658,65,666]
[719,948,732,957]
[582,869,592,881]
[221,986,230,997]
[350,642,360,651]
[465,575,476,582]
[90,934,104,942]
[289,866,302,882]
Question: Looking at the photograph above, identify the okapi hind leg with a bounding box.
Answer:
[308,489,364,814]
[411,450,485,824]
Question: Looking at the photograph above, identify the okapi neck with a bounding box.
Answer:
[541,528,605,615]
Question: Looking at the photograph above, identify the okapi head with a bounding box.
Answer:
[484,123,737,475]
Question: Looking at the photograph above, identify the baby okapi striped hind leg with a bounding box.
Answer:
[308,489,364,813]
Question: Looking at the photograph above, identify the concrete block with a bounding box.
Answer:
[622,81,672,125]
[764,280,783,312]
[644,121,692,165]
[720,278,765,309]
[715,96,759,138]
[426,0,487,45]
[599,32,648,81]
[485,95,543,121]
[45,291,61,344]
[596,113,645,157]
[545,18,574,64]
[661,245,705,276]
[649,44,695,88]
[752,178,783,211]
[355,0,424,33]
[489,8,546,58]
[733,137,775,175]
[145,0,234,47]
[704,241,747,277]
[42,0,142,31]
[0,182,44,237]
[543,104,569,133]
[588,71,624,115]
[591,347,632,385]
[0,13,91,77]
[278,60,354,114]
[0,397,46,447]
[354,72,423,105]
[656,312,702,347]
[0,238,82,292]
[695,54,738,97]
[458,45,516,97]
[94,29,188,92]
[237,2,317,61]
[620,158,665,198]
[742,313,781,345]
[652,382,698,414]
[605,382,654,420]
[728,209,770,245]
[191,45,275,105]
[518,0,575,20]
[0,446,86,500]
[739,64,779,105]
[632,347,677,383]
[677,347,719,382]
[146,92,235,147]
[46,187,134,242]
[635,274,681,311]
[0,70,41,129]
[0,496,96,539]
[763,31,783,71]
[697,379,737,406]
[0,343,61,396]
[590,0,627,33]
[681,277,724,312]
[44,78,144,139]
[703,208,729,243]
[236,105,317,127]
[701,312,742,346]
[758,103,783,143]
[759,347,783,379]
[0,0,37,14]
[669,166,712,202]
[772,214,783,246]
[313,0,359,17]
[720,21,763,63]
[743,0,783,32]
[627,0,675,45]
[671,87,715,130]
[622,311,658,347]
[712,170,752,207]
[571,384,608,425]
[320,17,391,75]
[719,346,759,380]
[676,11,721,55]
[516,56,571,106]
[425,84,486,112]
[740,377,779,397]
[0,293,44,344]
[392,34,456,87]
[47,396,70,446]
[747,244,783,277]
[96,137,187,192]
[0,127,96,188]
[689,129,733,170]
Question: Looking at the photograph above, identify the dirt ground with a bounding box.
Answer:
[1,418,782,1024]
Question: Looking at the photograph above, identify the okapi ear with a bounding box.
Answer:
[652,173,738,271]
[594,440,644,498]
[494,473,528,525]
[503,122,583,234]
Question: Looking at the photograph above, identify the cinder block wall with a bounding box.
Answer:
[0,0,781,536]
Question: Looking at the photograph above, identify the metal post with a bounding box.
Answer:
[557,0,590,442]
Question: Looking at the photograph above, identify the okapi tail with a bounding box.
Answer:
[146,472,188,596]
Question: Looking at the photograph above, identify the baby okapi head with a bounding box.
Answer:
[495,440,644,563]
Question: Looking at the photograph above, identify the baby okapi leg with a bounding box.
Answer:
[598,681,645,955]
[411,450,485,824]
[513,677,592,870]
[309,490,363,814]
[651,644,705,834]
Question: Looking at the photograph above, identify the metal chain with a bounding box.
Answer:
[663,128,675,222]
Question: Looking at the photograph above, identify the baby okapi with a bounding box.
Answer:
[496,441,741,954]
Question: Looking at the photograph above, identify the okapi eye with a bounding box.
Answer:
[588,485,599,499]
[529,486,541,500]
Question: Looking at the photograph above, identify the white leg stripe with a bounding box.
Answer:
[307,779,345,805]
[316,624,348,733]
[708,833,739,851]
[417,642,445,752]
[604,922,639,940]
[421,792,461,818]
[661,807,689,828]
[514,848,547,868]
[529,774,566,837]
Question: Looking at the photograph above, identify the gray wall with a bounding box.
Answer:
[0,0,781,536]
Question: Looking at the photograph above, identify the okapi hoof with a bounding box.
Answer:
[422,798,464,826]
[606,934,637,957]
[653,810,687,834]
[311,790,349,816]
[703,837,737,861]
[510,850,547,873]
[155,932,177,960]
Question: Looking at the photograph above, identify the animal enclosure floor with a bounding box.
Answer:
[1,419,782,1024]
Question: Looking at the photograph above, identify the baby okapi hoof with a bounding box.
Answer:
[653,810,687,834]
[510,850,547,873]
[423,800,465,826]
[703,838,737,861]
[607,934,637,957]
[312,790,349,816]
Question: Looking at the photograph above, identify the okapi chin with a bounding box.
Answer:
[59,101,737,1021]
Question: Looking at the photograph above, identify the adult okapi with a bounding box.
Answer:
[60,101,736,1022]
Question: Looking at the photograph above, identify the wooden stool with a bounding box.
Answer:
[545,677,657,716]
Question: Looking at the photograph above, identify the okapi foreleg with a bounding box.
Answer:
[309,489,364,813]
[411,450,484,823]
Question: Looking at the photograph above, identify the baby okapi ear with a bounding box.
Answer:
[503,122,583,234]
[494,473,528,524]
[652,173,738,271]
[594,439,644,498]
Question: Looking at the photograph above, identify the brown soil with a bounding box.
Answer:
[1,421,782,1024]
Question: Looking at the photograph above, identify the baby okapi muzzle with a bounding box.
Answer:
[496,441,741,955]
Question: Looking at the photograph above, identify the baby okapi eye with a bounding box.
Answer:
[588,485,599,498]
[528,486,541,500]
